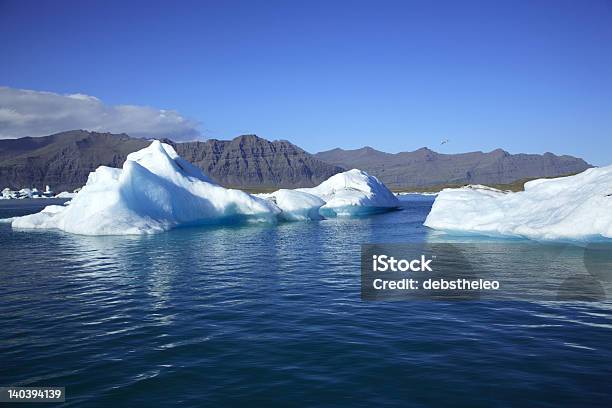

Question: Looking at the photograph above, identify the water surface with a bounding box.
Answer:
[1,198,611,407]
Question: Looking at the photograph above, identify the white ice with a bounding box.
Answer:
[424,165,612,241]
[258,189,326,221]
[297,169,399,217]
[54,191,78,198]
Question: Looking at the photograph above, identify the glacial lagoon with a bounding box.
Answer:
[1,197,611,406]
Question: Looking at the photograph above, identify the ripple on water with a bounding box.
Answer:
[1,198,611,406]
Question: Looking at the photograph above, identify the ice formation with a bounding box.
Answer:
[9,142,399,235]
[259,170,400,219]
[424,166,612,241]
[11,141,279,235]
[297,169,399,217]
[54,191,78,198]
[258,189,326,221]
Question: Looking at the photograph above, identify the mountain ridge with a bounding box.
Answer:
[0,130,343,191]
[315,146,592,189]
[0,130,593,192]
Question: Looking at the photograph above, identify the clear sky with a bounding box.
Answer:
[1,0,611,165]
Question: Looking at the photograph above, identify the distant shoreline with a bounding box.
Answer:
[390,171,586,193]
[0,198,71,208]
[0,170,585,199]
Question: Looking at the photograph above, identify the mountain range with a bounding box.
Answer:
[0,130,342,192]
[315,146,592,189]
[0,130,592,192]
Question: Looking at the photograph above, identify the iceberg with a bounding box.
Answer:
[258,170,398,220]
[424,166,612,241]
[297,169,399,217]
[12,141,280,235]
[9,141,399,235]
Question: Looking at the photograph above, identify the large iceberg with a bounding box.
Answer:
[424,166,612,241]
[12,141,279,235]
[10,141,399,235]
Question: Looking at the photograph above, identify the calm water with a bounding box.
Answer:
[1,197,611,407]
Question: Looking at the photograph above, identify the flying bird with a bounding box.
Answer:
[440,139,449,145]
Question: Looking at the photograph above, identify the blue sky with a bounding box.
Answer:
[0,0,611,165]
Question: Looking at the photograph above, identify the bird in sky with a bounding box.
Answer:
[441,139,449,145]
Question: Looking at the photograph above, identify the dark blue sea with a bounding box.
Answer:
[1,197,611,407]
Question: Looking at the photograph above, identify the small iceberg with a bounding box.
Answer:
[297,169,399,217]
[54,191,78,199]
[424,165,612,241]
[9,141,399,235]
[259,170,400,219]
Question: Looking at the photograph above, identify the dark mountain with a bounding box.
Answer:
[0,130,593,192]
[167,135,344,189]
[0,130,149,192]
[0,130,343,191]
[315,146,592,189]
